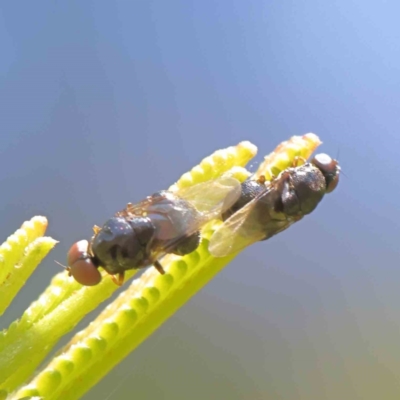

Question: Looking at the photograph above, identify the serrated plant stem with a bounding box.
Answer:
[6,135,322,399]
[13,233,237,400]
[2,141,257,396]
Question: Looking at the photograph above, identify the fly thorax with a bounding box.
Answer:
[222,179,267,221]
[91,216,153,273]
[282,164,327,216]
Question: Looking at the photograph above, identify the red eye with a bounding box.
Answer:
[325,171,339,193]
[311,153,340,193]
[67,240,102,286]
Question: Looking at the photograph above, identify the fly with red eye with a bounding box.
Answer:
[66,153,339,286]
[208,153,340,257]
[66,176,242,286]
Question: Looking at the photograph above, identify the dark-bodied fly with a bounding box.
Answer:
[68,177,241,286]
[209,153,340,257]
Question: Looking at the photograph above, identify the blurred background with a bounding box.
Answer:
[1,1,400,399]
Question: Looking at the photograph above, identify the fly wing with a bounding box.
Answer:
[208,198,268,257]
[209,184,295,257]
[115,197,156,219]
[116,176,242,266]
[146,176,241,251]
[175,176,242,217]
[117,176,241,221]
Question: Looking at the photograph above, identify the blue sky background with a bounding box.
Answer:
[1,1,400,399]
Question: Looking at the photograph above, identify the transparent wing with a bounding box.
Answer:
[208,199,268,258]
[117,176,241,221]
[147,177,241,263]
[116,176,242,265]
[209,184,295,257]
[115,198,156,219]
[176,176,242,216]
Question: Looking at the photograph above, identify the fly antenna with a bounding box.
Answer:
[336,145,341,161]
[335,145,348,179]
[55,260,69,270]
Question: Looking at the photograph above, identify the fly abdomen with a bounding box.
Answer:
[222,179,267,221]
[147,191,202,256]
[171,231,201,256]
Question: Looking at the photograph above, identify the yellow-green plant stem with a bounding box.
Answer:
[12,134,322,399]
[0,216,53,316]
[2,141,257,396]
[0,270,136,392]
[13,232,237,400]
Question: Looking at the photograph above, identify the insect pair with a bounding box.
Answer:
[67,152,340,286]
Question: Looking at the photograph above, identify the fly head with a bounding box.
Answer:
[311,153,340,193]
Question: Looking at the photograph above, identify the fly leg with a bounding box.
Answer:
[257,175,266,184]
[92,225,101,234]
[292,156,307,167]
[153,260,166,275]
[109,271,125,286]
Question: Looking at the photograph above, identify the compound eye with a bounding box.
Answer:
[325,170,339,193]
[67,240,102,286]
[311,153,340,193]
[312,153,336,172]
